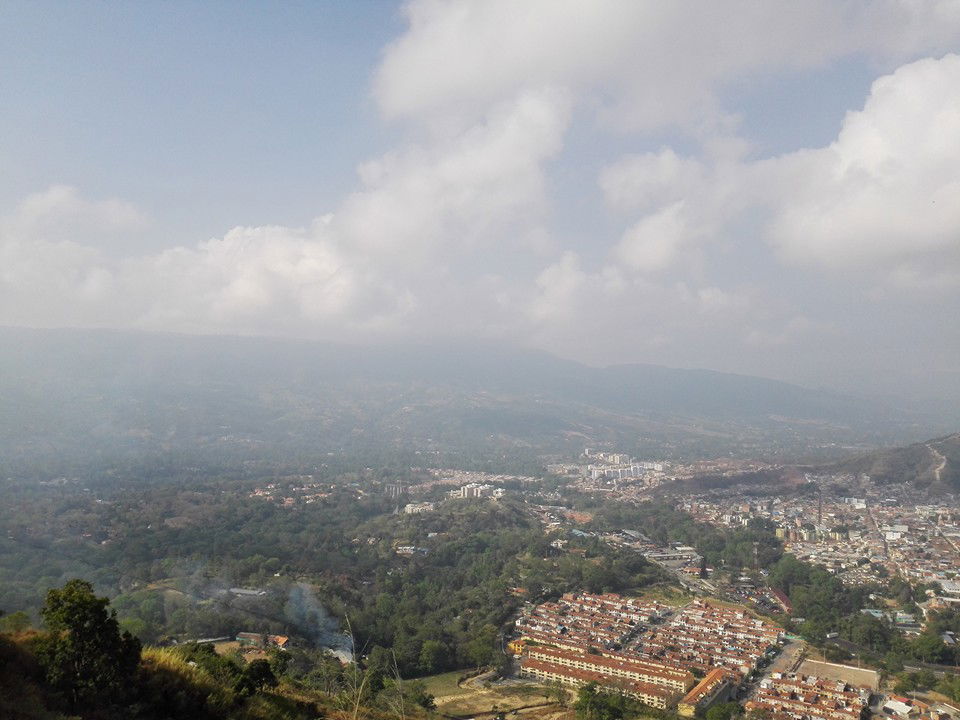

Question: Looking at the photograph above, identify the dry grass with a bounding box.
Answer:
[636,584,693,606]
[419,670,564,718]
[438,683,560,716]
[420,669,470,698]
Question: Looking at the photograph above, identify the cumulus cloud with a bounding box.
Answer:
[523,255,780,371]
[0,89,570,340]
[1,212,369,335]
[4,2,960,397]
[1,185,146,248]
[765,54,960,270]
[122,223,391,335]
[600,150,705,213]
[336,87,571,265]
[599,54,960,286]
[614,202,689,273]
[375,0,960,133]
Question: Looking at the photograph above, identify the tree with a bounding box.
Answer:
[0,610,30,633]
[707,702,743,720]
[405,679,436,710]
[465,624,498,668]
[268,647,290,677]
[912,633,946,664]
[238,658,277,695]
[575,683,603,720]
[894,674,917,695]
[418,639,447,674]
[36,579,141,712]
[574,683,624,720]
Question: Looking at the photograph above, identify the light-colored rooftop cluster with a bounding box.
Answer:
[630,600,783,675]
[514,593,783,710]
[746,673,871,720]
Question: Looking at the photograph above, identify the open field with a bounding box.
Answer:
[510,706,575,720]
[635,584,692,606]
[145,580,189,602]
[213,640,269,661]
[437,684,560,717]
[420,670,568,718]
[797,659,879,690]
[421,670,471,698]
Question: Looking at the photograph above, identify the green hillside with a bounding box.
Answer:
[0,580,430,720]
[825,432,960,494]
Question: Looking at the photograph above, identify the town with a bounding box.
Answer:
[508,590,884,720]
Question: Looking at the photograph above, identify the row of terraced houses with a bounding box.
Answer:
[513,593,782,715]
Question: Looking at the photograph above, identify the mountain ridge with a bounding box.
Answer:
[0,327,953,468]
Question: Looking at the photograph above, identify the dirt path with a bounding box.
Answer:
[460,670,497,690]
[928,443,948,484]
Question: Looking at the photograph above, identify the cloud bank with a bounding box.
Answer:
[2,1,960,397]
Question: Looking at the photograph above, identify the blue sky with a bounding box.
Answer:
[1,1,959,401]
[1,3,402,242]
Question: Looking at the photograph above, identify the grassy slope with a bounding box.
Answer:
[0,634,380,720]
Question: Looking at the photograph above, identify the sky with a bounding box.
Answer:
[1,1,960,401]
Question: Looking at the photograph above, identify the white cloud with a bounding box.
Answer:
[597,54,960,287]
[600,150,705,213]
[528,251,587,324]
[336,87,571,266]
[124,224,369,333]
[1,185,146,247]
[766,54,960,270]
[4,4,960,397]
[744,316,835,348]
[375,0,960,133]
[0,89,571,340]
[614,202,689,273]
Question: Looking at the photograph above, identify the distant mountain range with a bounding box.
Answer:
[0,327,955,471]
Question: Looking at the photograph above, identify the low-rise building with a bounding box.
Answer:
[678,668,738,717]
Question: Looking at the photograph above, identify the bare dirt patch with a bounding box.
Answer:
[797,659,879,690]
[420,671,566,719]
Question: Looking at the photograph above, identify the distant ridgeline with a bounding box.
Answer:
[0,326,949,470]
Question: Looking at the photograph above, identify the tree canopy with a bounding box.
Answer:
[36,578,141,712]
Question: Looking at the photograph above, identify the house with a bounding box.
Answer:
[236,632,289,650]
[678,668,738,717]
